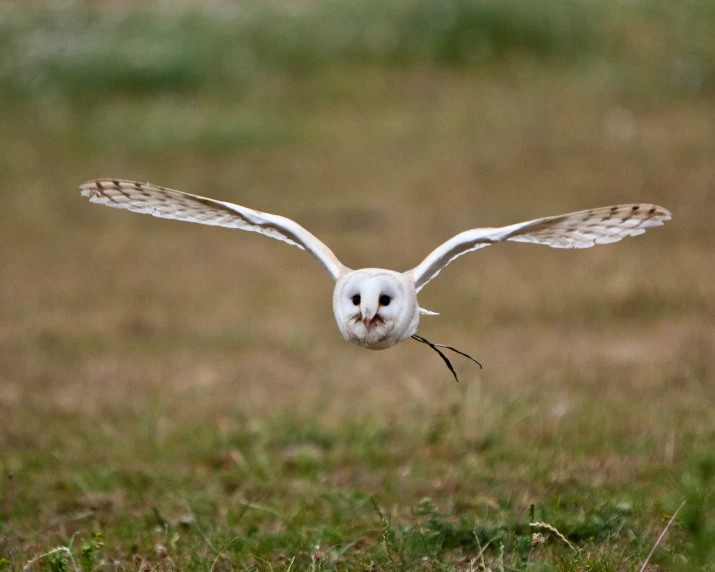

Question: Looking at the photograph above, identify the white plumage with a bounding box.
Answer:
[82,179,672,369]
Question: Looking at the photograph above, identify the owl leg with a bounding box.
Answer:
[411,334,483,382]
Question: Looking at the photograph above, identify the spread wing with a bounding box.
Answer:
[408,204,672,292]
[81,179,350,281]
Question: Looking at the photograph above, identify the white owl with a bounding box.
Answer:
[82,179,671,379]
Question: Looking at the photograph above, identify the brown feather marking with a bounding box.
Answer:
[98,188,119,204]
[193,196,252,225]
[114,185,132,200]
[619,205,640,222]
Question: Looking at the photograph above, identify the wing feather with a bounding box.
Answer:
[408,204,672,292]
[81,179,349,281]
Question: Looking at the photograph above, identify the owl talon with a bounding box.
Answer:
[412,334,482,382]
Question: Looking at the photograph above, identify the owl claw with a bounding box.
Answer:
[412,334,482,382]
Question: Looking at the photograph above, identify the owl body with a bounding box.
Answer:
[81,179,672,368]
[332,268,419,350]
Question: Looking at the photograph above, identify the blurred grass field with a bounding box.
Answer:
[1,1,714,570]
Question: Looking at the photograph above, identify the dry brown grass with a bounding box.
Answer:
[1,58,713,568]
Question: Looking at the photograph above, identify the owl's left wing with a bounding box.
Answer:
[408,204,672,292]
[81,179,350,281]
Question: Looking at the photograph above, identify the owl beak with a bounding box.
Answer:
[360,300,380,332]
[361,310,382,332]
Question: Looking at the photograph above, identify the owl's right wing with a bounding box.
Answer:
[81,179,350,281]
[407,204,672,292]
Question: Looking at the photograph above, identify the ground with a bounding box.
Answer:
[1,2,714,570]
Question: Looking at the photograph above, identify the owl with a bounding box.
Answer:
[82,179,671,380]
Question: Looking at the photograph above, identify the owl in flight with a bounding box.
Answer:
[82,179,671,380]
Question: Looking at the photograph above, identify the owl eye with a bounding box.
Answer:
[352,294,361,305]
[379,294,391,306]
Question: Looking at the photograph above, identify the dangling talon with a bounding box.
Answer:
[412,334,482,382]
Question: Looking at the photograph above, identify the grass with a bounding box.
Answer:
[2,0,715,100]
[1,0,715,570]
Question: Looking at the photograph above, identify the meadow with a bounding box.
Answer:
[1,1,714,569]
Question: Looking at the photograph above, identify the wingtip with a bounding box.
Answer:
[79,179,100,197]
[645,205,672,227]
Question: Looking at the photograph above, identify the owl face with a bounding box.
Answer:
[332,269,419,350]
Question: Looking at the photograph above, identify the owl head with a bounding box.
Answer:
[332,269,419,350]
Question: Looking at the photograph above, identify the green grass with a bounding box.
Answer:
[2,411,713,569]
[2,0,715,101]
[1,1,715,570]
[1,1,590,96]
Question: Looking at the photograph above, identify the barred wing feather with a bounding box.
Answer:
[408,204,672,292]
[81,179,349,281]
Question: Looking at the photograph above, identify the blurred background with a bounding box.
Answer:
[1,0,714,567]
